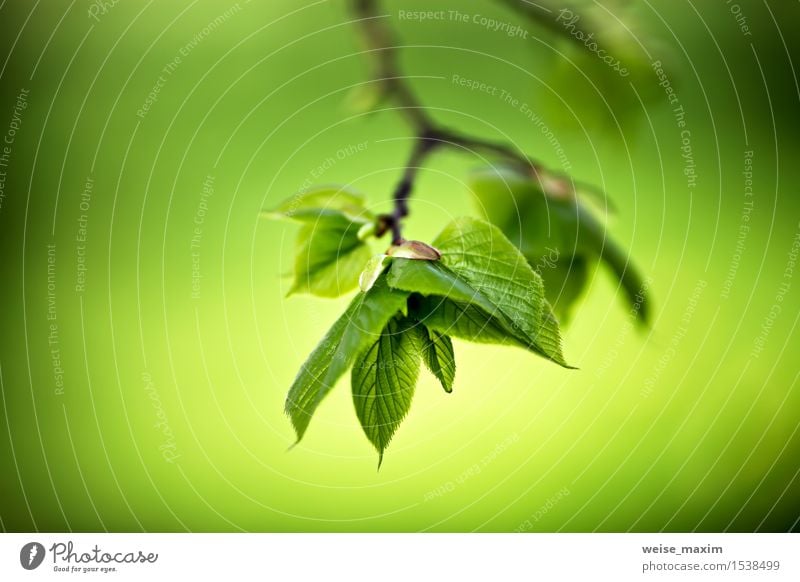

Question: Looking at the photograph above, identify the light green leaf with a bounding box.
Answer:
[359,254,391,292]
[420,327,455,393]
[352,315,423,465]
[285,275,410,441]
[291,222,372,297]
[265,186,373,226]
[433,217,569,366]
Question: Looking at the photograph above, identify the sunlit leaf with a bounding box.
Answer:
[264,186,373,225]
[359,254,391,292]
[291,222,372,297]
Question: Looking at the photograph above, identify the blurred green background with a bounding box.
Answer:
[1,0,798,532]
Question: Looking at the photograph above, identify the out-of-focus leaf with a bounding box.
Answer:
[359,254,391,292]
[537,256,589,323]
[469,167,649,324]
[291,222,372,297]
[264,186,373,226]
[502,0,671,126]
[264,187,379,298]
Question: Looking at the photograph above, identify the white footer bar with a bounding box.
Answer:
[1,533,797,581]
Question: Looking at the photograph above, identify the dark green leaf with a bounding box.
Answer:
[285,275,410,442]
[415,296,537,351]
[352,315,423,465]
[419,327,455,393]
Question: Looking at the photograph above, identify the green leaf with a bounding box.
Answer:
[285,275,410,442]
[291,222,372,297]
[596,236,651,324]
[264,186,373,226]
[263,186,380,298]
[538,256,589,323]
[414,296,535,350]
[419,327,455,393]
[352,315,423,465]
[359,254,391,292]
[387,259,498,315]
[536,300,570,368]
[433,217,569,366]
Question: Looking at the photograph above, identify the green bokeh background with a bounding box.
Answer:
[1,0,798,532]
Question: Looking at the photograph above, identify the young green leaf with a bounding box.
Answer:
[419,327,455,393]
[359,254,391,292]
[285,275,410,442]
[263,186,379,298]
[352,315,423,466]
[291,222,372,297]
[264,186,373,226]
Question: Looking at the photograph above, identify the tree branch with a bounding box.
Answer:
[351,0,546,243]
